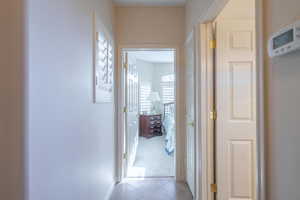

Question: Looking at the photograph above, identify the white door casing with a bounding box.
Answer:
[117,46,187,182]
[199,22,216,200]
[216,20,257,200]
[185,33,196,197]
[124,52,139,177]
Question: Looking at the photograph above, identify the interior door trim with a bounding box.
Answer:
[192,0,266,200]
[116,45,184,182]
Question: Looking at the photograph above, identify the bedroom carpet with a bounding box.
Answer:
[127,136,175,177]
[109,179,193,200]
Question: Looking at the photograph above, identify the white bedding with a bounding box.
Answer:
[163,104,175,155]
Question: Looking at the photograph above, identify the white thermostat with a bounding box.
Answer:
[268,20,300,57]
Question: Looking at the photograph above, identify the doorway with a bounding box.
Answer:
[197,0,263,199]
[121,49,177,179]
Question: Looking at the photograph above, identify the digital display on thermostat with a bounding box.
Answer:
[273,29,294,49]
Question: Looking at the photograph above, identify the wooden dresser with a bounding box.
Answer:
[139,114,162,138]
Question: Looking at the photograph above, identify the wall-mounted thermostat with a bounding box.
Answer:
[268,20,300,57]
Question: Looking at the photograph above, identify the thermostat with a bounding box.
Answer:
[268,20,300,57]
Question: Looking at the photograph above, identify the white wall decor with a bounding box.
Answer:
[94,15,114,103]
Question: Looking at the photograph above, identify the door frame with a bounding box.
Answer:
[184,30,197,196]
[192,0,265,200]
[116,44,183,182]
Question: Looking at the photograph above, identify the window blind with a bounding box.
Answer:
[139,83,152,113]
[161,74,175,104]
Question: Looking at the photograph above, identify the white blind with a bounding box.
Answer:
[139,83,152,113]
[161,74,175,104]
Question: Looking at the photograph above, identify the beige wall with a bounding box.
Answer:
[264,0,300,199]
[115,6,185,45]
[186,0,300,199]
[115,6,186,180]
[0,0,24,200]
[1,1,117,200]
[26,0,116,200]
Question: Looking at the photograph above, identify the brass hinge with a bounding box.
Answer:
[123,107,127,113]
[210,110,217,120]
[124,52,128,69]
[123,153,127,160]
[210,39,216,49]
[211,183,217,193]
[123,62,128,69]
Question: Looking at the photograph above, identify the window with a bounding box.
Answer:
[139,82,152,113]
[161,74,175,104]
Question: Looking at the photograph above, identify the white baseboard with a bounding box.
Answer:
[104,181,117,200]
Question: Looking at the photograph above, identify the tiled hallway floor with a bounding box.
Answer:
[109,178,193,200]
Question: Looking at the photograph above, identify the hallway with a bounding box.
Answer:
[109,179,193,200]
[4,0,300,199]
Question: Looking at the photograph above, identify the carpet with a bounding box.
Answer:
[127,136,175,177]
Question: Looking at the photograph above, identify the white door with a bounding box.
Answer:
[185,34,196,196]
[124,52,139,176]
[216,20,256,200]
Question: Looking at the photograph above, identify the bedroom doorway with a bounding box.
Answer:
[121,49,176,178]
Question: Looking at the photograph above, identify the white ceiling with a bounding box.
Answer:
[130,51,175,63]
[114,0,186,6]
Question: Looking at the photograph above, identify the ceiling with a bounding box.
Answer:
[130,51,175,63]
[113,0,186,6]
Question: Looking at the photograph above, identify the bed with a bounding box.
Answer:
[163,102,175,155]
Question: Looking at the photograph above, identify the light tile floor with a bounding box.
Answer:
[109,178,193,200]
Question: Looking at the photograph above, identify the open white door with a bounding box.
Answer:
[185,33,196,196]
[216,20,257,200]
[124,52,139,177]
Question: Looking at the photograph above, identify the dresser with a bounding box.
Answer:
[139,114,162,138]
